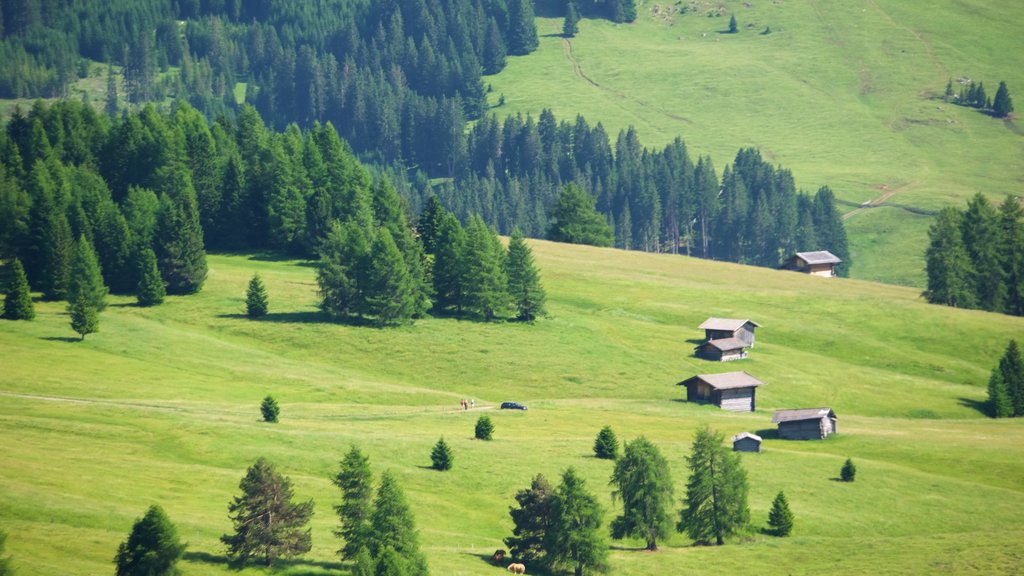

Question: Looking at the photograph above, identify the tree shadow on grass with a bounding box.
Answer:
[217,311,327,324]
[753,428,779,440]
[40,336,81,343]
[957,397,991,417]
[183,551,343,573]
[245,253,319,268]
[461,551,555,575]
[685,338,705,346]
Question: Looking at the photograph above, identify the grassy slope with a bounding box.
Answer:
[487,0,1024,286]
[1,244,1023,575]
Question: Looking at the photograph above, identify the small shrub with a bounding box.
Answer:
[246,273,269,318]
[767,491,794,536]
[261,395,280,423]
[593,425,619,459]
[431,437,453,471]
[840,458,856,482]
[475,415,494,440]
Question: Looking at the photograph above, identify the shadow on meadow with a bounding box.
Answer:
[957,397,991,417]
[218,311,327,324]
[39,335,82,343]
[184,550,344,574]
[461,550,557,576]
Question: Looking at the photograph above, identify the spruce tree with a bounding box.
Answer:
[260,395,279,423]
[318,221,371,321]
[998,340,1024,416]
[3,259,34,320]
[545,467,608,576]
[246,273,269,318]
[988,370,1013,418]
[334,446,374,560]
[728,14,738,33]
[155,191,207,295]
[69,295,99,340]
[767,491,794,537]
[432,212,468,314]
[944,78,954,101]
[364,229,418,325]
[840,458,856,482]
[610,436,675,551]
[417,195,446,255]
[593,426,619,460]
[505,473,554,564]
[136,247,165,306]
[547,183,614,247]
[463,216,509,320]
[114,505,186,576]
[368,472,428,575]
[961,194,1006,312]
[998,196,1024,315]
[506,228,546,321]
[563,2,580,38]
[352,547,375,576]
[993,81,1014,118]
[507,0,539,56]
[221,458,314,567]
[678,426,750,545]
[40,211,73,301]
[430,438,454,471]
[475,414,494,440]
[924,207,976,308]
[68,235,108,312]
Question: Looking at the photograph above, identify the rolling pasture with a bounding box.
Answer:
[488,0,1024,286]
[1,241,1023,574]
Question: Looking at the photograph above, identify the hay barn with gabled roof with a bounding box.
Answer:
[772,408,838,440]
[698,317,760,347]
[781,251,842,277]
[678,372,764,412]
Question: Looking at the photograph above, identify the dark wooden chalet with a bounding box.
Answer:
[678,372,764,412]
[772,408,838,440]
[699,317,760,347]
[695,337,750,362]
[781,251,842,277]
[732,432,762,452]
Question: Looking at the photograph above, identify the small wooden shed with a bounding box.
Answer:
[695,337,750,361]
[772,408,838,440]
[781,251,842,277]
[698,317,760,347]
[732,432,762,452]
[678,372,764,412]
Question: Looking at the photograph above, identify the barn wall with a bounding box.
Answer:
[719,387,754,412]
[778,419,827,440]
[737,326,756,347]
[733,438,760,452]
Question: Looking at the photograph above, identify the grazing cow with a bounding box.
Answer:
[507,563,526,574]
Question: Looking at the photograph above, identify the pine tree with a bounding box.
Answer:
[988,370,1013,418]
[678,426,749,545]
[463,216,509,320]
[155,191,207,295]
[610,437,674,551]
[105,63,119,119]
[840,458,856,482]
[593,426,619,460]
[334,446,374,560]
[114,505,186,576]
[40,211,73,301]
[547,183,614,247]
[998,340,1024,416]
[944,78,954,101]
[505,474,554,564]
[136,246,165,306]
[506,228,546,321]
[260,395,279,423]
[68,235,108,312]
[417,196,446,255]
[563,2,580,38]
[69,295,99,340]
[507,0,539,56]
[728,14,738,33]
[767,491,794,537]
[364,229,419,325]
[368,472,428,575]
[430,438,453,471]
[221,458,314,567]
[352,547,375,576]
[924,207,976,308]
[318,221,371,321]
[246,273,269,317]
[475,415,494,440]
[993,81,1014,118]
[432,212,468,314]
[545,467,608,576]
[961,194,1006,312]
[3,259,34,320]
[998,196,1024,315]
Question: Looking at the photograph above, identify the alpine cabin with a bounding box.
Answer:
[699,317,760,347]
[732,432,763,452]
[678,372,764,412]
[781,251,842,277]
[772,408,838,440]
[695,338,750,362]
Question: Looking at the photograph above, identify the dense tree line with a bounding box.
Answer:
[924,194,1023,316]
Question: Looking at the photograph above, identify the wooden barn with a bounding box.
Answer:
[772,408,838,440]
[732,432,762,452]
[678,372,764,412]
[781,251,842,277]
[699,317,760,347]
[695,338,750,361]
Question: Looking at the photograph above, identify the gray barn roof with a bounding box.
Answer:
[772,408,837,423]
[678,372,765,390]
[732,432,763,443]
[700,337,750,352]
[699,317,761,331]
[795,251,842,265]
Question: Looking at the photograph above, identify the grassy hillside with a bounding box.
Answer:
[488,0,1024,286]
[1,242,1022,575]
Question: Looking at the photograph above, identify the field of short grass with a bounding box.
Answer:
[487,0,1024,286]
[1,242,1022,575]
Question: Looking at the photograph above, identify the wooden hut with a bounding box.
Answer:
[781,251,842,277]
[772,408,838,440]
[678,372,764,412]
[699,317,760,347]
[695,338,750,362]
[732,432,762,452]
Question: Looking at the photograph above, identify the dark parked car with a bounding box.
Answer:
[500,401,528,410]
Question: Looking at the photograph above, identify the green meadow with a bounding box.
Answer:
[488,0,1024,286]
[2,243,1023,575]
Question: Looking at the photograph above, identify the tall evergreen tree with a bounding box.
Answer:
[368,472,428,576]
[545,467,608,576]
[155,191,207,295]
[246,273,269,318]
[40,211,73,301]
[463,216,509,320]
[767,491,794,537]
[364,229,419,325]
[505,228,546,321]
[334,446,374,561]
[728,14,738,33]
[417,196,446,255]
[69,294,99,340]
[547,183,613,247]
[507,0,539,56]
[221,458,314,567]
[677,426,749,545]
[988,369,1013,418]
[997,340,1024,416]
[114,505,186,576]
[68,235,107,312]
[812,186,851,276]
[923,207,976,308]
[992,81,1013,118]
[563,2,581,38]
[318,221,371,321]
[998,196,1024,315]
[136,246,166,306]
[961,194,1006,311]
[3,259,34,320]
[609,436,675,551]
[432,212,468,314]
[505,474,554,565]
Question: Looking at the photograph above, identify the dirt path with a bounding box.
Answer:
[843,184,903,220]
